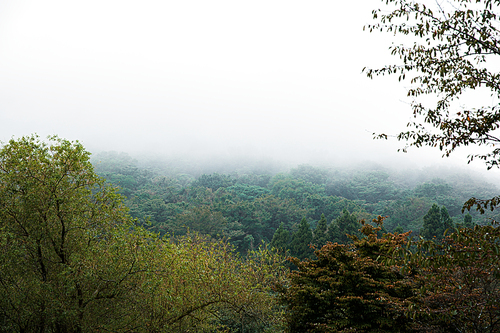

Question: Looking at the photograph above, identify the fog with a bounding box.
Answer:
[0,0,497,176]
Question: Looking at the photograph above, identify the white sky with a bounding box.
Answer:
[0,0,497,173]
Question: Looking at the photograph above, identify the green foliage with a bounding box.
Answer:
[270,222,290,252]
[379,196,434,232]
[192,173,235,191]
[226,183,270,201]
[290,217,314,259]
[413,180,462,215]
[219,194,307,251]
[0,135,289,333]
[420,204,455,240]
[270,175,325,204]
[328,209,361,244]
[289,164,330,185]
[172,205,227,237]
[91,151,154,197]
[141,234,288,332]
[279,219,413,332]
[394,224,404,234]
[365,0,500,212]
[235,173,272,188]
[89,155,500,253]
[312,214,328,248]
[0,135,147,332]
[326,170,400,203]
[460,213,475,228]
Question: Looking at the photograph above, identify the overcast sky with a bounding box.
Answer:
[0,0,497,173]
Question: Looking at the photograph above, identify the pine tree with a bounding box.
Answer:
[440,206,454,232]
[394,224,404,234]
[328,209,359,244]
[462,214,475,229]
[421,204,455,240]
[290,217,313,259]
[270,222,290,251]
[421,204,441,239]
[312,214,328,248]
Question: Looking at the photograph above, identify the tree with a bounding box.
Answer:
[0,135,290,332]
[461,212,475,228]
[0,135,148,332]
[290,217,314,259]
[328,209,360,244]
[420,204,454,239]
[365,0,500,212]
[191,173,234,191]
[391,225,500,332]
[141,234,288,332]
[312,213,328,247]
[271,222,290,251]
[279,218,414,332]
[172,205,227,238]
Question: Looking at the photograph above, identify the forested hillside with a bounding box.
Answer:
[3,136,500,332]
[91,151,500,257]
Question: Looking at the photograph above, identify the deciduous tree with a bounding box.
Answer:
[365,0,500,212]
[391,225,500,332]
[0,135,289,333]
[0,135,147,332]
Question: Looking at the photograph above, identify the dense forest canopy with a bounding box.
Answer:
[91,150,499,256]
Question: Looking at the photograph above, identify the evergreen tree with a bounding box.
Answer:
[440,206,454,231]
[421,204,455,240]
[463,214,474,229]
[270,222,289,251]
[312,213,328,248]
[290,217,313,259]
[328,209,359,244]
[421,204,441,239]
[394,224,404,234]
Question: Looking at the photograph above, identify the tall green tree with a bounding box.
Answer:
[461,213,475,228]
[328,209,360,244]
[420,204,454,239]
[0,135,148,332]
[365,0,500,212]
[312,213,328,248]
[270,222,290,251]
[290,217,313,259]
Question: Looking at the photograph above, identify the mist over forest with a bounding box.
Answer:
[2,0,500,331]
[90,149,500,251]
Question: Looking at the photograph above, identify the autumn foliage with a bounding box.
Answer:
[279,218,414,332]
